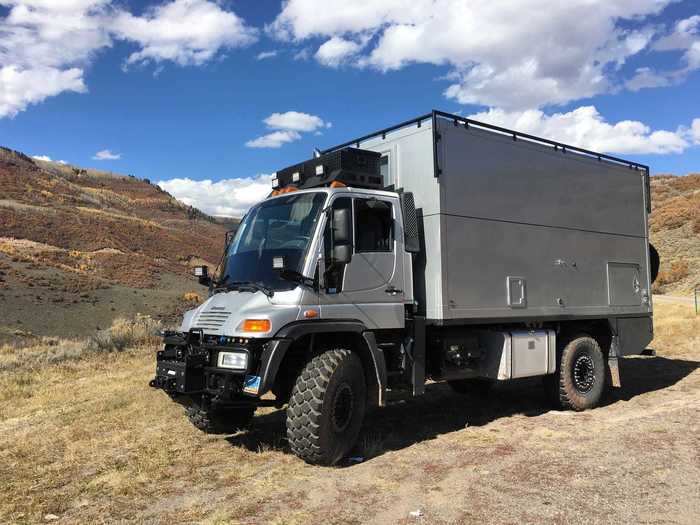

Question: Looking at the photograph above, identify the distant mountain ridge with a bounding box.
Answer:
[0,146,234,288]
[0,146,238,339]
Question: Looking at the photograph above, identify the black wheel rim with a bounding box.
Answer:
[331,383,354,433]
[573,354,595,393]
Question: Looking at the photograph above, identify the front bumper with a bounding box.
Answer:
[149,330,260,401]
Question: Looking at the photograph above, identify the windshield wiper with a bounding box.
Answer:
[227,280,275,298]
[277,269,315,289]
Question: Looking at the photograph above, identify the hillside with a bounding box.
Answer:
[649,174,700,295]
[0,147,234,339]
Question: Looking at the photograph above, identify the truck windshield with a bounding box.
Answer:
[222,192,326,291]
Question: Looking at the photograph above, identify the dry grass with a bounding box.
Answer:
[0,337,87,372]
[0,348,304,523]
[0,316,161,373]
[0,302,697,524]
[87,315,161,352]
[651,302,700,357]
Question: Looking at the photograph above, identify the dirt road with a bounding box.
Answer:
[1,303,698,524]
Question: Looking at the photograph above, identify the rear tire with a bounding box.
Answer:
[187,404,255,434]
[553,335,606,411]
[448,378,493,397]
[286,349,366,466]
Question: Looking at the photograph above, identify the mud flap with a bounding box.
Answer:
[608,335,622,388]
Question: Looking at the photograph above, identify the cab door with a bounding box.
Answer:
[320,194,405,329]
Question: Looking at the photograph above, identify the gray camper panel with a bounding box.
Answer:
[435,119,651,322]
[354,114,652,323]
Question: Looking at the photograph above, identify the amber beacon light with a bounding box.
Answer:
[241,319,271,333]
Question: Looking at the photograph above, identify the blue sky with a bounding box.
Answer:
[1,0,699,216]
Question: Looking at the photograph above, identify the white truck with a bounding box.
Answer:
[151,110,658,465]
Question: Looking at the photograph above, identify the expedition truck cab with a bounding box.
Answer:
[151,111,658,465]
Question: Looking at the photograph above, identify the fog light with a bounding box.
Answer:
[218,351,248,370]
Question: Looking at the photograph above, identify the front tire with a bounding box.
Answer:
[553,335,606,411]
[286,349,366,465]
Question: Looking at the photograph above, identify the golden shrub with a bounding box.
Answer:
[88,315,161,352]
[655,260,690,287]
[182,291,202,303]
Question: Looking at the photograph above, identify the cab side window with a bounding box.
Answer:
[355,199,393,252]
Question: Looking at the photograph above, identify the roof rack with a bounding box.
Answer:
[322,109,650,173]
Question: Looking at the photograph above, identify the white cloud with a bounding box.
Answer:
[0,66,87,118]
[315,37,363,67]
[293,47,312,61]
[0,0,108,117]
[688,41,700,70]
[469,106,698,155]
[0,0,256,117]
[111,0,257,67]
[246,111,330,148]
[631,15,700,92]
[655,15,700,53]
[256,50,278,60]
[264,111,329,132]
[692,119,700,145]
[268,0,672,109]
[0,0,112,68]
[245,130,301,149]
[92,149,121,160]
[32,154,68,164]
[158,174,271,217]
[626,67,671,91]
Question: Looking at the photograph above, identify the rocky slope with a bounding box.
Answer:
[649,174,700,295]
[0,147,234,338]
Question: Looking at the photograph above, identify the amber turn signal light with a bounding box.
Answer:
[241,319,271,333]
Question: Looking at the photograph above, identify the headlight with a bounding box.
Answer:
[217,351,248,370]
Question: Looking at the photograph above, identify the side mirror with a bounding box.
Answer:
[194,265,211,287]
[332,244,352,265]
[332,208,352,244]
[331,207,352,265]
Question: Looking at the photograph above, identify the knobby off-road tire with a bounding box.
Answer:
[286,349,366,466]
[187,404,255,434]
[552,335,606,411]
[448,378,494,397]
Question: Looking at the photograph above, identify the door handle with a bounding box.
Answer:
[385,286,403,295]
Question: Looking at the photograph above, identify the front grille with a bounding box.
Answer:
[193,307,231,333]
